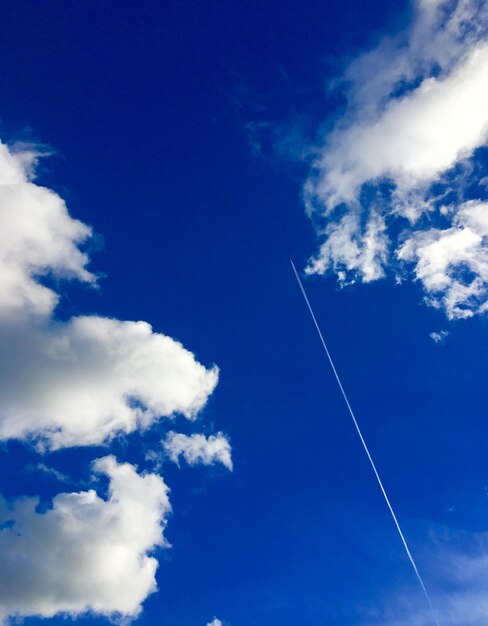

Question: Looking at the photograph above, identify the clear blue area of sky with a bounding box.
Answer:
[0,1,487,625]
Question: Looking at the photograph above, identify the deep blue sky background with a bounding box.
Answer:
[1,1,487,624]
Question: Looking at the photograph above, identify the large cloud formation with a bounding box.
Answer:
[0,456,170,620]
[0,141,218,449]
[0,138,228,622]
[305,0,488,319]
[0,316,218,449]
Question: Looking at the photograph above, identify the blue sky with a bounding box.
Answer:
[0,1,488,625]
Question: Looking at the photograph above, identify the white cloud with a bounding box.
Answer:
[0,140,218,448]
[164,431,233,470]
[0,456,171,621]
[306,210,389,282]
[0,120,228,621]
[304,0,488,318]
[429,330,449,343]
[308,42,488,215]
[340,0,488,123]
[206,619,224,626]
[0,142,94,319]
[0,315,218,449]
[398,201,488,318]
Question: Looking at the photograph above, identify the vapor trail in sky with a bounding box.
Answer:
[291,260,440,626]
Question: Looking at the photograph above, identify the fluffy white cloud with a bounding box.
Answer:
[308,42,488,215]
[340,0,488,122]
[0,119,228,622]
[0,456,171,621]
[206,619,224,626]
[0,143,94,319]
[398,201,488,318]
[0,315,218,449]
[306,211,388,282]
[0,140,218,448]
[164,431,233,470]
[305,0,488,318]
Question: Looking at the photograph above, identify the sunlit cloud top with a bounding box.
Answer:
[305,0,488,319]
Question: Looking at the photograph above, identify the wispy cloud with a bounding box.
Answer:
[363,527,488,626]
[26,462,71,484]
[305,0,488,319]
[429,330,449,344]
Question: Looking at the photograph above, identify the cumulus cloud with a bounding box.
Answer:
[305,0,488,318]
[306,210,389,283]
[398,201,488,318]
[0,456,171,621]
[0,114,228,621]
[206,619,224,626]
[0,142,94,319]
[0,140,218,448]
[0,315,218,449]
[308,42,488,214]
[164,431,233,470]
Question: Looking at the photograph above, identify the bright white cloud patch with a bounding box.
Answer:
[0,136,227,620]
[0,143,94,319]
[164,431,233,470]
[0,140,218,448]
[308,42,488,214]
[305,0,488,319]
[206,619,224,626]
[0,316,218,449]
[398,201,488,318]
[0,456,170,621]
[307,211,388,283]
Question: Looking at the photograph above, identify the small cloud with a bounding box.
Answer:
[206,619,224,626]
[429,330,449,344]
[163,431,233,471]
[145,448,163,471]
[26,462,70,484]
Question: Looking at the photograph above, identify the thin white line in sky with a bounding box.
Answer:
[290,259,440,626]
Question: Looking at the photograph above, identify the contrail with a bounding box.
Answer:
[290,260,440,626]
